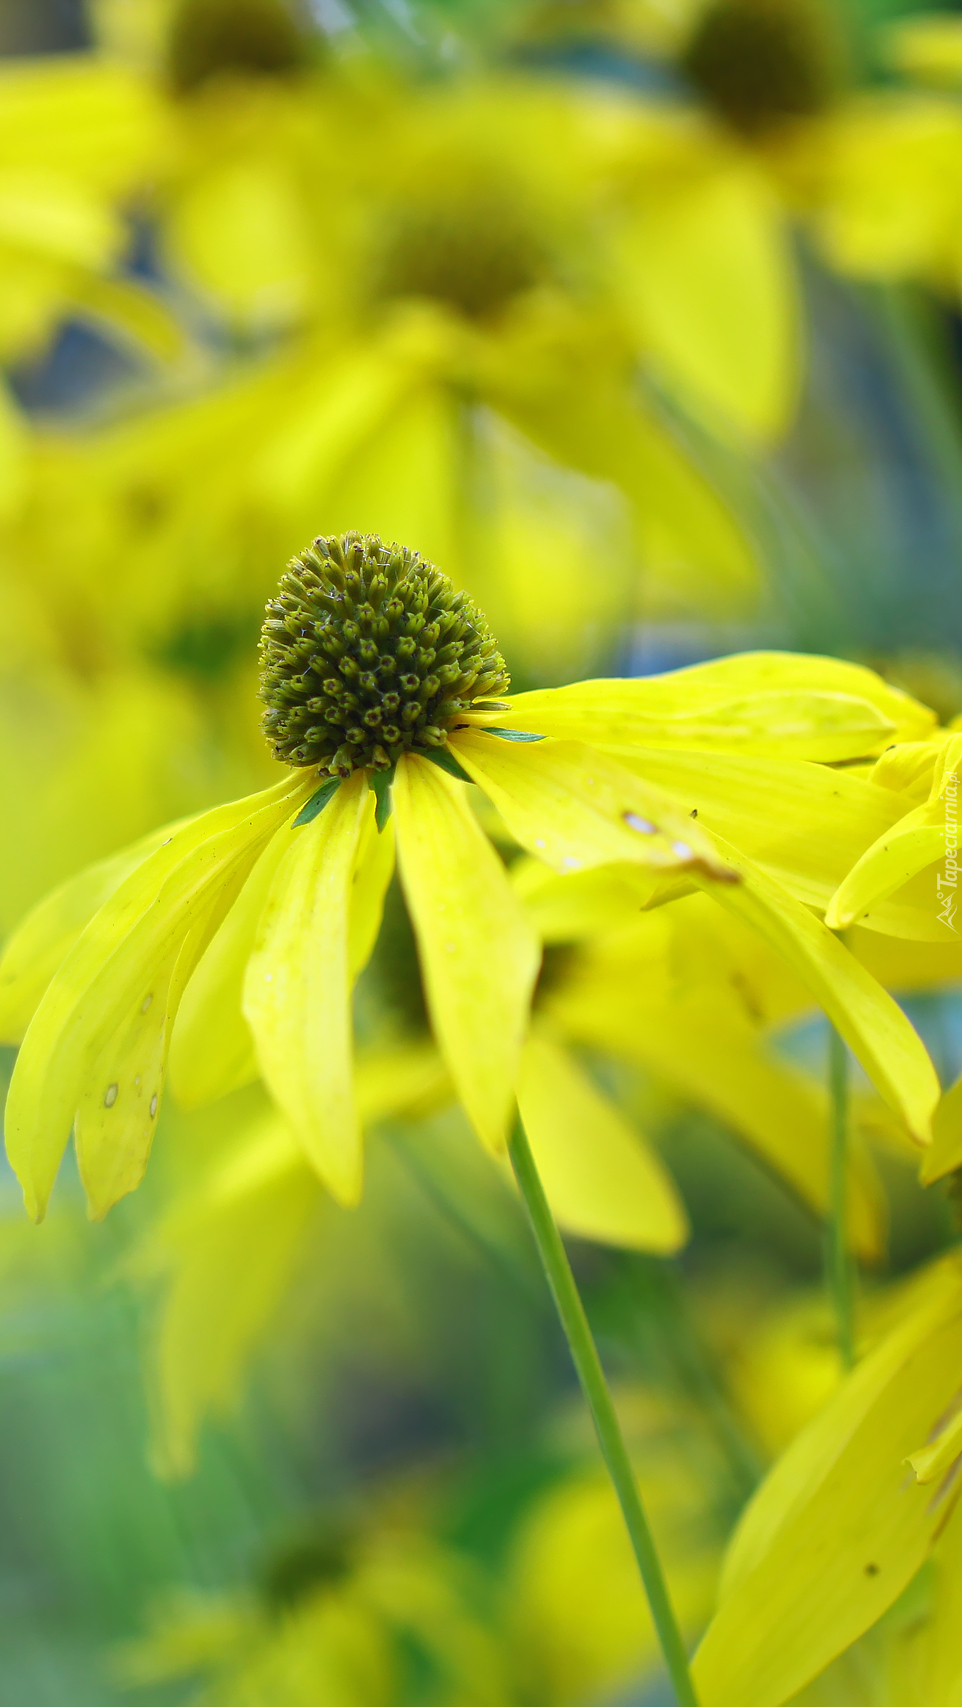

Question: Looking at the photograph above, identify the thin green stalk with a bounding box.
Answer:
[826,1026,856,1371]
[508,1112,700,1707]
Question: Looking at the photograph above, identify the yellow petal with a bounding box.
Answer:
[827,736,962,929]
[693,1259,962,1707]
[139,1112,318,1480]
[920,1073,962,1184]
[392,753,539,1153]
[0,820,184,1045]
[546,955,884,1261]
[825,811,946,931]
[452,731,735,881]
[518,1032,688,1253]
[611,748,906,912]
[907,1401,962,1486]
[348,811,396,980]
[884,14,962,84]
[167,829,291,1110]
[476,653,933,756]
[512,856,673,942]
[244,772,370,1207]
[616,160,799,441]
[5,775,305,1222]
[700,836,940,1145]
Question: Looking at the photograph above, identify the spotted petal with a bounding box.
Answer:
[5,774,306,1222]
[693,1259,962,1707]
[452,730,735,881]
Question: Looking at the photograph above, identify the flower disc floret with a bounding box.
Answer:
[259,532,510,778]
[682,0,842,136]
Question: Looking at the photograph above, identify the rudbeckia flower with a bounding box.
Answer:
[0,531,939,1225]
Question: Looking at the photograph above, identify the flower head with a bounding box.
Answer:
[166,0,313,95]
[681,0,845,137]
[0,533,940,1224]
[259,533,509,777]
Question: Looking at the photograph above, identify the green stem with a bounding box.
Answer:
[826,1026,856,1371]
[508,1111,700,1707]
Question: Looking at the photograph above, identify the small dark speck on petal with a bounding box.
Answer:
[864,1563,880,1576]
[689,808,698,818]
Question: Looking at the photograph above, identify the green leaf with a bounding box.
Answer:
[292,778,341,827]
[370,766,396,833]
[486,729,546,743]
[423,747,474,784]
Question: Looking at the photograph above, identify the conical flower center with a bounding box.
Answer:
[373,172,550,322]
[681,0,843,137]
[259,533,510,778]
[167,0,312,94]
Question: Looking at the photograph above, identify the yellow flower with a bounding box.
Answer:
[112,1522,509,1707]
[692,1255,962,1707]
[0,532,940,1225]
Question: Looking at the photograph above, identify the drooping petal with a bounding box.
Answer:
[452,731,735,881]
[825,810,945,931]
[612,748,907,912]
[920,1073,962,1183]
[0,818,190,1045]
[692,1259,962,1707]
[392,753,539,1154]
[136,1112,318,1480]
[244,772,371,1206]
[699,836,940,1146]
[6,774,307,1222]
[167,829,292,1109]
[614,159,799,442]
[518,1032,688,1254]
[546,953,885,1260]
[469,654,933,757]
[827,737,962,930]
[348,811,396,980]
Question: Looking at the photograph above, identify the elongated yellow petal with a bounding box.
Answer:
[920,1073,962,1183]
[452,731,735,881]
[612,748,906,912]
[471,654,933,756]
[348,813,396,980]
[167,830,291,1110]
[0,820,186,1045]
[907,1401,962,1485]
[700,836,940,1145]
[512,857,672,941]
[547,964,884,1260]
[5,775,305,1222]
[825,811,946,930]
[141,1113,318,1479]
[171,801,397,1113]
[693,1259,962,1707]
[244,772,370,1206]
[615,161,798,441]
[519,1033,688,1253]
[392,753,539,1153]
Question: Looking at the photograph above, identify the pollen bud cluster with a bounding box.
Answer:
[259,533,510,777]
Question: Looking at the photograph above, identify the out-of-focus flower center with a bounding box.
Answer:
[166,0,313,94]
[372,172,551,321]
[259,532,510,778]
[681,0,843,137]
